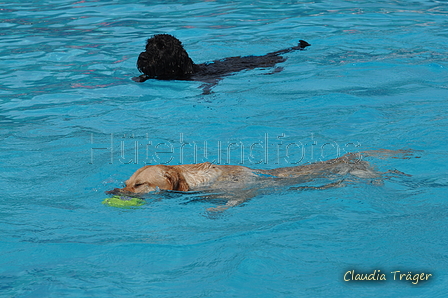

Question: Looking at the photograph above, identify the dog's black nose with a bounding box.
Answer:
[105,188,121,195]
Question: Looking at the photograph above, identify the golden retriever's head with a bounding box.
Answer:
[106,165,189,195]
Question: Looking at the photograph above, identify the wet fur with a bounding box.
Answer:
[106,150,416,210]
[132,34,310,93]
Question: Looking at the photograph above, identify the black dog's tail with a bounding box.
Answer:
[298,40,311,49]
[268,40,311,56]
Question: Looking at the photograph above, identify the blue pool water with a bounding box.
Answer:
[1,0,447,297]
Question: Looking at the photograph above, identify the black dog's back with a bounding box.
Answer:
[191,40,310,80]
[133,34,310,93]
[191,55,285,79]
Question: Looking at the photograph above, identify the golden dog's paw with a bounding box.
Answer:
[206,199,244,212]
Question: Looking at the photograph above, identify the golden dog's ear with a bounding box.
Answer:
[176,176,189,192]
[164,168,189,192]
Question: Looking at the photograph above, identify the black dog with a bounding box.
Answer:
[132,34,310,94]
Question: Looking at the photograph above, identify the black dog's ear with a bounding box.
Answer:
[164,169,189,191]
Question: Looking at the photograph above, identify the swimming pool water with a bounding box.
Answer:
[1,0,447,297]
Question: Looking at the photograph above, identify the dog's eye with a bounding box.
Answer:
[135,183,144,187]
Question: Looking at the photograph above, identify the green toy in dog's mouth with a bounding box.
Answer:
[102,196,145,208]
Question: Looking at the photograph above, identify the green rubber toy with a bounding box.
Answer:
[102,196,145,208]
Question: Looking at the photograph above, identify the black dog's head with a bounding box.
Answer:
[136,34,194,80]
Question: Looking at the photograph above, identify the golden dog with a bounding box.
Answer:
[106,150,415,207]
